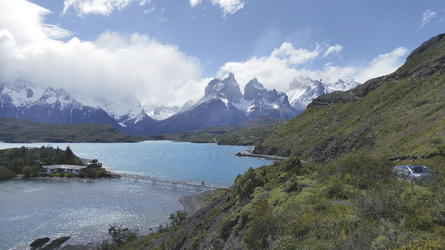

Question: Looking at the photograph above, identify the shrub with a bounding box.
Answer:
[107,225,138,246]
[353,183,405,221]
[283,175,303,193]
[169,211,188,227]
[332,152,393,189]
[0,166,15,180]
[243,198,278,249]
[21,166,32,178]
[234,167,264,200]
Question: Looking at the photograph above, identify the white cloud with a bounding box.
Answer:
[271,42,321,65]
[190,0,202,7]
[63,0,136,16]
[217,43,408,92]
[0,0,53,45]
[323,44,343,57]
[211,0,245,16]
[420,9,436,29]
[0,0,204,108]
[218,43,322,91]
[143,6,155,14]
[353,47,408,82]
[139,0,151,6]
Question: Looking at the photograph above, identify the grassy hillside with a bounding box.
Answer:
[100,34,445,250]
[160,117,287,145]
[0,118,143,143]
[255,34,445,162]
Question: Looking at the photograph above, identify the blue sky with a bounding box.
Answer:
[0,0,444,108]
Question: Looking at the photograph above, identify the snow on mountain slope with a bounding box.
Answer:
[286,77,360,113]
[0,80,155,134]
[75,95,149,127]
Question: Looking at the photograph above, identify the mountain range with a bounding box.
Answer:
[0,74,359,136]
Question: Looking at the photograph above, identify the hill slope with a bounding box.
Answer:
[99,34,445,250]
[255,33,445,162]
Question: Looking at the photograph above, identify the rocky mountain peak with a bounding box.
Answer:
[203,73,243,102]
[244,78,267,101]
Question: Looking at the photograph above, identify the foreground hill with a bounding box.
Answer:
[104,34,445,249]
[254,34,445,162]
[0,118,142,142]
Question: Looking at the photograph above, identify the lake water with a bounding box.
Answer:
[0,141,273,249]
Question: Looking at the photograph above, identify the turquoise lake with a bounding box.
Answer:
[0,141,273,249]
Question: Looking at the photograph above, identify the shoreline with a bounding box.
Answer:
[235,151,288,161]
[179,191,206,215]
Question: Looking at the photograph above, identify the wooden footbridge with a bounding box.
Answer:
[117,173,230,190]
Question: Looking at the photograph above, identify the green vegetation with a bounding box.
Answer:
[255,37,445,162]
[122,154,444,249]
[159,117,287,145]
[0,166,15,180]
[0,146,84,179]
[0,118,143,143]
[0,146,110,179]
[109,34,445,249]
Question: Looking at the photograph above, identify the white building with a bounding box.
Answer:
[41,165,87,175]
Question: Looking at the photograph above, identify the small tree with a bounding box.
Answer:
[65,146,75,161]
[169,211,188,227]
[21,166,32,178]
[108,225,138,246]
[0,166,15,180]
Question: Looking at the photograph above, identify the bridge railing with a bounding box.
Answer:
[116,173,230,190]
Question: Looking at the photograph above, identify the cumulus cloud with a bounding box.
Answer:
[217,43,408,92]
[353,47,408,82]
[0,0,204,108]
[420,9,436,29]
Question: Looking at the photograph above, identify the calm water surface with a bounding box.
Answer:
[0,141,273,249]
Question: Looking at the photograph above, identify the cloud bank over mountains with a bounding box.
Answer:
[217,43,408,93]
[0,0,410,110]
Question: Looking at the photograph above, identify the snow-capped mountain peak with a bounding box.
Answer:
[244,78,267,101]
[204,72,243,103]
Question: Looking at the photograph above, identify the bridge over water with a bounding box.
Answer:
[116,173,230,190]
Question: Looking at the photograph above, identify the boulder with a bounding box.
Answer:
[30,237,50,248]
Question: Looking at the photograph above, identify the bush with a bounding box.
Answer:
[234,167,264,200]
[169,211,188,227]
[283,175,303,193]
[281,156,303,174]
[353,183,405,221]
[331,152,393,189]
[243,198,277,249]
[107,225,138,246]
[0,166,15,180]
[21,166,32,178]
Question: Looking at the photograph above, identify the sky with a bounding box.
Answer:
[0,0,444,109]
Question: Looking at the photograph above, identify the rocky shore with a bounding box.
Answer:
[235,151,288,161]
